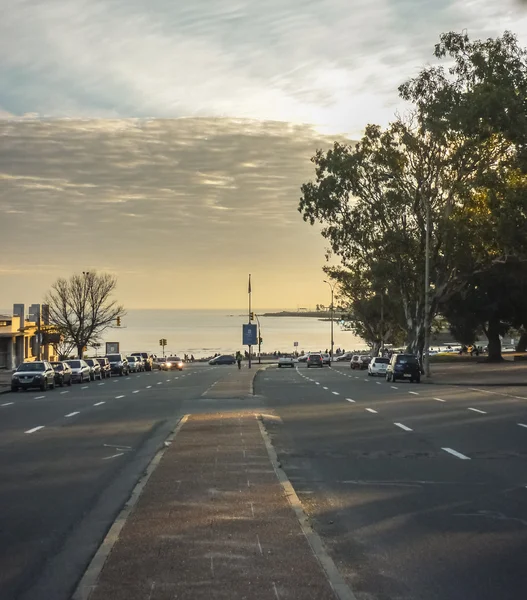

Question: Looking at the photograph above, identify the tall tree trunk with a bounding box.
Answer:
[516,331,527,352]
[77,344,84,359]
[486,315,503,362]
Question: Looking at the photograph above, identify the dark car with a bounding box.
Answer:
[359,355,371,369]
[208,354,236,365]
[50,361,73,387]
[131,352,153,371]
[84,358,103,381]
[386,353,421,383]
[95,357,111,378]
[106,353,130,376]
[307,353,323,368]
[11,361,56,391]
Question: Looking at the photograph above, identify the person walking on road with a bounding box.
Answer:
[236,351,242,370]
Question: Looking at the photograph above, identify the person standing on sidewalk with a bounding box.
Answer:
[235,351,243,369]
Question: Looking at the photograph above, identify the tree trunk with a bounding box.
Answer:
[77,345,84,359]
[516,331,527,352]
[486,315,503,362]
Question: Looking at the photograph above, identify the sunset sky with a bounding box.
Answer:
[2,0,527,309]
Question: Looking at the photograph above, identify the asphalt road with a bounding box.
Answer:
[258,363,527,600]
[0,364,225,600]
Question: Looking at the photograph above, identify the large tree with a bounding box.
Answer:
[45,272,125,359]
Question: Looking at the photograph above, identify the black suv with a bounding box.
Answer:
[386,354,421,383]
[50,361,73,387]
[95,357,111,378]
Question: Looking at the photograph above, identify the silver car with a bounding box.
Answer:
[65,359,91,383]
[126,356,141,373]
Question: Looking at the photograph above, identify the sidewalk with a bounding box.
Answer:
[0,369,11,393]
[76,367,342,600]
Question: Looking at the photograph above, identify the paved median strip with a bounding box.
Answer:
[25,426,45,434]
[394,422,413,431]
[442,447,471,460]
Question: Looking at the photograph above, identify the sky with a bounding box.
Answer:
[1,0,527,309]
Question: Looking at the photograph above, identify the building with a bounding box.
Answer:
[0,304,54,370]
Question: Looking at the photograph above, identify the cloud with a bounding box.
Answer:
[2,1,527,135]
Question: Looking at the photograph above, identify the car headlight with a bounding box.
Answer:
[177,362,183,367]
[12,374,19,380]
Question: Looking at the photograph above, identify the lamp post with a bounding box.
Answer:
[380,288,385,355]
[255,313,262,364]
[323,280,336,360]
[423,196,431,378]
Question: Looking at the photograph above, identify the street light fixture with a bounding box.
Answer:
[323,280,337,360]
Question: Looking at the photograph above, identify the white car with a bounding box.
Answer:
[278,355,295,368]
[321,353,331,365]
[65,359,91,383]
[126,356,141,373]
[368,357,389,376]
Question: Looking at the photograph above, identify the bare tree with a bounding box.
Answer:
[45,272,126,359]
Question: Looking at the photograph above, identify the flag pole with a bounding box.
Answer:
[248,274,252,369]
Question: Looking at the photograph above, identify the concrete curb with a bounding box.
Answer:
[71,415,189,600]
[257,417,357,600]
[250,363,273,395]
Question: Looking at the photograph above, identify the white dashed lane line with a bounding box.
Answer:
[34,396,45,400]
[518,423,527,429]
[98,383,105,386]
[102,453,124,460]
[468,408,487,414]
[81,386,89,389]
[346,398,355,403]
[132,390,139,394]
[25,426,45,434]
[93,401,105,406]
[65,412,80,418]
[365,408,378,414]
[115,395,125,399]
[146,385,152,389]
[157,382,162,385]
[409,391,419,396]
[442,447,471,460]
[376,381,382,385]
[60,391,69,395]
[391,386,398,390]
[434,397,446,402]
[394,422,413,432]
[332,391,340,396]
[323,386,328,390]
[1,402,14,407]
[315,382,320,385]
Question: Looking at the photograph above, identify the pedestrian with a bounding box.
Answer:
[236,351,242,370]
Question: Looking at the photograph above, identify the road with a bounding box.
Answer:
[0,364,223,600]
[2,361,527,600]
[259,363,527,600]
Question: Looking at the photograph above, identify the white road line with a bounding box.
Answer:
[391,386,398,390]
[60,391,69,395]
[323,386,328,390]
[365,408,378,414]
[115,395,125,399]
[468,408,487,414]
[113,380,118,383]
[166,379,171,382]
[25,426,45,434]
[146,385,152,389]
[517,423,527,429]
[332,391,340,395]
[1,402,14,406]
[93,401,105,406]
[434,397,446,402]
[315,382,320,385]
[126,377,131,380]
[376,381,382,385]
[442,447,471,460]
[98,383,105,386]
[132,390,139,394]
[157,382,162,385]
[409,391,419,395]
[81,386,89,389]
[65,411,80,418]
[364,379,369,382]
[394,422,413,431]
[354,376,359,379]
[346,398,356,403]
[102,453,124,460]
[34,396,45,400]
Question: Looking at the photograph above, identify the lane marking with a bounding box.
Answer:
[98,383,105,386]
[442,447,471,460]
[157,382,162,385]
[34,396,45,400]
[332,391,340,395]
[315,382,320,385]
[468,408,487,414]
[376,381,382,385]
[115,395,125,399]
[391,386,398,390]
[132,390,139,394]
[102,452,124,460]
[434,397,446,402]
[65,411,80,418]
[60,391,69,395]
[1,402,14,406]
[364,379,369,382]
[146,385,152,389]
[518,423,527,428]
[25,426,45,434]
[394,422,413,432]
[346,398,355,403]
[323,386,328,390]
[81,386,89,389]
[365,408,378,414]
[409,391,419,395]
[166,379,171,382]
[126,377,131,380]
[94,401,105,406]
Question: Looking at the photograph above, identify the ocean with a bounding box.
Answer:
[98,309,367,358]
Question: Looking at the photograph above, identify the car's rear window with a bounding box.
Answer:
[107,355,121,361]
[397,355,418,364]
[375,358,389,364]
[18,362,45,372]
[67,360,81,368]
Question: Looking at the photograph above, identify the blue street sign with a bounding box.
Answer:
[242,323,258,346]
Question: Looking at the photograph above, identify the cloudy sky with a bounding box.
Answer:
[1,0,527,309]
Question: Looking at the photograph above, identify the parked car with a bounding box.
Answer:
[152,357,165,370]
[386,354,421,383]
[335,352,353,362]
[307,353,324,368]
[106,354,129,376]
[164,356,184,371]
[350,355,361,369]
[50,361,73,387]
[131,352,153,371]
[278,355,295,368]
[84,358,103,380]
[321,353,332,365]
[11,361,56,391]
[297,354,309,363]
[126,356,141,373]
[95,357,111,378]
[368,357,389,377]
[65,359,91,383]
[208,354,236,365]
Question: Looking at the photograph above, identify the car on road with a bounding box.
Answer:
[84,358,103,380]
[350,355,361,369]
[386,353,421,383]
[106,353,130,376]
[351,355,371,370]
[131,352,153,371]
[11,361,56,391]
[65,359,91,383]
[208,354,236,365]
[321,353,332,365]
[95,357,111,378]
[278,355,295,368]
[164,356,184,370]
[50,361,73,387]
[368,357,389,377]
[152,357,165,369]
[335,352,353,362]
[307,353,323,368]
[126,356,142,373]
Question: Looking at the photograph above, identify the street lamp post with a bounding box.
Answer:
[323,280,336,360]
[380,289,384,355]
[423,196,431,378]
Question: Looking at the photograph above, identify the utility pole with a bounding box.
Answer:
[423,194,431,378]
[248,274,252,369]
[323,280,336,360]
[255,313,262,364]
[380,290,384,356]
